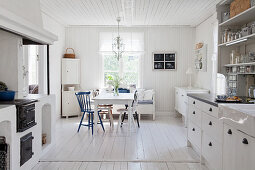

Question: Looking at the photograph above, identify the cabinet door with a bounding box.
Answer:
[235,130,255,170]
[178,90,186,116]
[62,92,81,117]
[62,59,80,84]
[175,89,179,111]
[223,124,236,170]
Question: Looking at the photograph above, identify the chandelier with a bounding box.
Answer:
[112,17,125,61]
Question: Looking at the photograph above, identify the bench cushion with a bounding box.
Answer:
[138,100,153,104]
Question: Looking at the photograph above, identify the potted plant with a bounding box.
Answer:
[106,75,122,96]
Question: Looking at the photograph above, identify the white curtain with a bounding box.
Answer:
[99,32,144,52]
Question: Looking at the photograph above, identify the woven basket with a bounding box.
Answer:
[64,48,75,58]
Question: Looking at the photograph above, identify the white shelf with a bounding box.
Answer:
[224,62,255,67]
[219,6,255,27]
[218,33,255,47]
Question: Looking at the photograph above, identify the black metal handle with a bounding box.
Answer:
[209,142,212,146]
[193,111,195,115]
[209,121,212,126]
[192,128,195,131]
[209,108,212,112]
[242,138,248,145]
[193,101,195,104]
[227,129,232,135]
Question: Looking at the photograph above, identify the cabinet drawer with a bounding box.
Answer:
[188,122,201,149]
[188,105,202,128]
[188,98,203,110]
[202,113,223,142]
[235,130,255,170]
[202,133,222,170]
[201,103,219,118]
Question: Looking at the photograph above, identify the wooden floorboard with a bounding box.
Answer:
[35,116,209,170]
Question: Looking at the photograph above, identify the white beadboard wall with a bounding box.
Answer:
[192,13,218,93]
[42,13,66,118]
[65,26,195,115]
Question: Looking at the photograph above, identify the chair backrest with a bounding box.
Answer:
[132,90,138,108]
[75,92,91,112]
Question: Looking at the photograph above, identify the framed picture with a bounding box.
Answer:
[153,52,176,70]
[154,62,164,69]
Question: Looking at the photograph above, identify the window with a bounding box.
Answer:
[28,45,39,85]
[99,32,144,88]
[103,53,140,87]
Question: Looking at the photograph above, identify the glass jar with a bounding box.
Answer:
[230,50,235,64]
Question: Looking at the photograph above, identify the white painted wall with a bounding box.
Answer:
[193,13,218,94]
[66,26,195,115]
[0,30,24,97]
[42,13,66,118]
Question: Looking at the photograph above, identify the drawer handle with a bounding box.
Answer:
[181,95,184,96]
[209,108,212,112]
[193,101,195,104]
[242,138,249,145]
[227,129,232,135]
[193,111,195,115]
[192,128,195,131]
[209,121,212,126]
[209,142,212,146]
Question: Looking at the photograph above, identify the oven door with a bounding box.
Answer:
[17,103,37,132]
[20,132,34,166]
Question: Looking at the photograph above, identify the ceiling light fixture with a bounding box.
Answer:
[112,17,125,61]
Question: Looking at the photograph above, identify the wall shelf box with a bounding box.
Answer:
[194,44,207,72]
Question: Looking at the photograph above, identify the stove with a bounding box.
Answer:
[0,99,37,132]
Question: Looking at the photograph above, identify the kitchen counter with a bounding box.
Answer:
[187,93,255,107]
[219,104,255,137]
[187,93,219,107]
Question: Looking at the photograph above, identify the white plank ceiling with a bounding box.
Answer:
[40,0,219,26]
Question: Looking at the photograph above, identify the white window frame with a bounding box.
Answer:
[102,52,142,88]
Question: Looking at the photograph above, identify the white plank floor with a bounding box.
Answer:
[33,116,208,170]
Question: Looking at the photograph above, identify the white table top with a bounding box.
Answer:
[93,93,134,101]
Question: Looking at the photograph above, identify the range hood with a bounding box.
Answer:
[0,6,57,45]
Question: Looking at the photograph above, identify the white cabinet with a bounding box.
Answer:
[175,87,208,126]
[62,59,80,84]
[61,58,81,117]
[223,124,255,170]
[187,97,223,170]
[62,91,81,118]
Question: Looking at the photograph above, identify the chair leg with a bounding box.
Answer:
[88,113,91,129]
[98,112,105,132]
[121,112,126,127]
[136,111,140,128]
[91,113,94,135]
[77,112,85,132]
[118,112,123,130]
[109,109,114,127]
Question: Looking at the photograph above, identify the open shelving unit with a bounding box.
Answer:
[219,5,255,27]
[217,1,255,96]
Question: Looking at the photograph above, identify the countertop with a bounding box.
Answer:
[220,104,255,118]
[187,93,255,107]
[187,93,219,107]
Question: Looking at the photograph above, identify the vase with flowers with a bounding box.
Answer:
[106,75,122,96]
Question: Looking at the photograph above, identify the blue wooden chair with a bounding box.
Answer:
[75,92,105,135]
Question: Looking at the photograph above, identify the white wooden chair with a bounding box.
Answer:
[117,91,139,128]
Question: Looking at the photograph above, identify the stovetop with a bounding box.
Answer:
[0,99,37,106]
